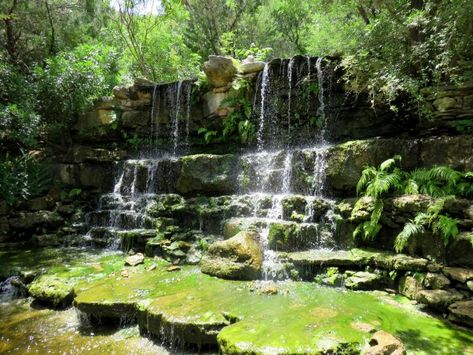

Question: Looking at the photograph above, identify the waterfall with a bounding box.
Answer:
[170,81,183,156]
[257,63,270,151]
[150,85,160,150]
[287,57,295,134]
[185,83,192,148]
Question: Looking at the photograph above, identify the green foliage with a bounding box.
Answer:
[354,156,471,250]
[60,188,82,201]
[395,198,460,252]
[197,127,219,145]
[0,153,52,205]
[35,43,120,123]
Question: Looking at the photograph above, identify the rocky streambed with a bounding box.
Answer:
[2,247,473,354]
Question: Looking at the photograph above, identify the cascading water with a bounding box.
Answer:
[257,63,270,151]
[287,57,295,134]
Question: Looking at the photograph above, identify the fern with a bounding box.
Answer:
[432,215,459,246]
[395,222,424,253]
[353,156,469,253]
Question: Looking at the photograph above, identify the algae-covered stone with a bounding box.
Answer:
[201,231,263,280]
[28,276,74,308]
[345,271,385,291]
[177,154,238,194]
[268,221,320,251]
[223,217,266,239]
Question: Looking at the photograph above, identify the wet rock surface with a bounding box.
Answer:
[200,231,263,280]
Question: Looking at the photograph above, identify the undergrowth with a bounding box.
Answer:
[352,156,473,252]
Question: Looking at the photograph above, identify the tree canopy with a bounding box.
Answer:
[1,0,472,151]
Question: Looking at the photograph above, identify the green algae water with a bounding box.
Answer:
[2,248,473,354]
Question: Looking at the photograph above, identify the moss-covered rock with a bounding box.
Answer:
[28,276,74,308]
[176,154,238,194]
[200,231,263,280]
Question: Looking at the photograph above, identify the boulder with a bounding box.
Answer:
[177,154,238,194]
[125,253,145,266]
[423,272,450,290]
[417,289,464,311]
[446,232,473,268]
[239,56,265,74]
[268,221,321,251]
[399,275,424,300]
[448,300,473,327]
[203,91,229,117]
[203,55,237,88]
[28,276,74,308]
[201,231,263,280]
[363,330,405,355]
[443,267,473,283]
[344,271,384,290]
[113,85,130,100]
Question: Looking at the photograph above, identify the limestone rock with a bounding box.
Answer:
[423,272,450,290]
[448,300,473,327]
[240,56,265,74]
[417,289,464,310]
[399,275,424,300]
[203,91,228,117]
[113,85,129,100]
[125,253,145,266]
[446,232,473,268]
[443,267,473,283]
[363,330,405,355]
[201,231,263,280]
[392,194,433,213]
[203,55,237,88]
[345,271,384,290]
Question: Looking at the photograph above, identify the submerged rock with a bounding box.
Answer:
[28,276,74,308]
[200,231,263,280]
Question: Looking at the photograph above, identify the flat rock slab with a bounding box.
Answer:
[443,267,473,283]
[74,264,473,354]
[285,248,429,271]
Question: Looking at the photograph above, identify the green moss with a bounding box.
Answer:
[28,276,74,307]
[74,265,473,353]
[268,222,301,251]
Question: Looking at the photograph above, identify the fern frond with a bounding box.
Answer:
[403,178,419,194]
[432,215,459,246]
[356,166,377,196]
[428,166,462,185]
[380,155,401,172]
[366,171,402,197]
[395,221,424,253]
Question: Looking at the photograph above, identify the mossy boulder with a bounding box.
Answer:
[28,276,74,308]
[201,231,263,280]
[177,154,238,194]
[268,221,319,251]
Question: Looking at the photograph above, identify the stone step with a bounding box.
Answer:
[86,227,156,252]
[86,210,155,229]
[223,217,337,251]
[281,248,432,280]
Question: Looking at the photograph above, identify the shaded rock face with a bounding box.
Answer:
[200,231,263,280]
[203,55,237,88]
[177,154,239,194]
[448,300,473,327]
